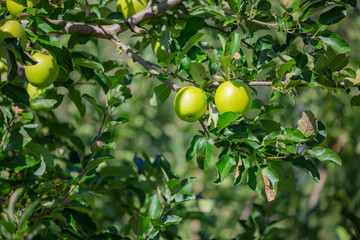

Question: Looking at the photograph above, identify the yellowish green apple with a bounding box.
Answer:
[174,86,207,122]
[6,0,39,16]
[0,20,27,58]
[26,83,46,110]
[116,0,148,18]
[215,81,252,116]
[25,53,59,89]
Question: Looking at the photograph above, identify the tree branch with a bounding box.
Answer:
[111,37,181,91]
[207,81,345,88]
[47,0,186,38]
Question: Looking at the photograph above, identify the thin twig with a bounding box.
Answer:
[111,36,181,91]
[199,121,211,138]
[34,107,110,218]
[207,81,345,88]
[297,0,311,11]
[0,112,18,149]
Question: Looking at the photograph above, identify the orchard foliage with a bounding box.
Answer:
[0,0,358,239]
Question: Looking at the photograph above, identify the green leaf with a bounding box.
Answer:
[88,155,113,172]
[5,127,32,151]
[129,215,151,236]
[314,49,336,71]
[276,58,296,81]
[68,33,92,49]
[351,94,360,107]
[151,215,183,229]
[191,5,226,18]
[269,162,296,193]
[155,154,179,180]
[149,84,171,106]
[106,117,129,130]
[2,84,29,106]
[171,194,196,209]
[82,94,104,120]
[31,88,64,110]
[73,58,104,71]
[247,166,261,196]
[312,147,342,165]
[216,112,241,133]
[285,157,320,182]
[253,36,272,69]
[227,32,241,57]
[219,55,232,71]
[189,62,207,84]
[319,6,346,25]
[24,142,54,169]
[214,155,236,184]
[70,136,85,154]
[0,156,39,171]
[318,32,351,53]
[68,86,86,117]
[234,156,250,185]
[18,199,41,232]
[186,135,214,171]
[146,194,163,219]
[165,177,196,195]
[177,32,205,64]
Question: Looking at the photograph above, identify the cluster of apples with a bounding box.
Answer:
[174,82,253,122]
[0,17,59,109]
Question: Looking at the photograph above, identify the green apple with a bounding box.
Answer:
[26,83,46,110]
[215,81,252,116]
[174,86,207,122]
[152,40,171,62]
[6,0,40,16]
[0,20,27,43]
[0,20,27,58]
[25,53,59,89]
[116,0,148,18]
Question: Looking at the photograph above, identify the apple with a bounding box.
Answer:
[152,40,171,62]
[116,0,148,18]
[215,81,252,116]
[174,86,208,122]
[0,20,27,58]
[6,0,39,16]
[25,53,59,89]
[0,20,27,44]
[26,83,46,110]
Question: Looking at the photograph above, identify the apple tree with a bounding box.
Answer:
[0,0,359,239]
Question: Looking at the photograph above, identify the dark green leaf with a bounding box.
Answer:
[149,84,171,106]
[2,84,29,105]
[319,7,346,25]
[214,155,236,184]
[24,142,54,169]
[284,157,320,182]
[247,166,261,196]
[82,94,104,120]
[217,112,241,133]
[129,215,151,236]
